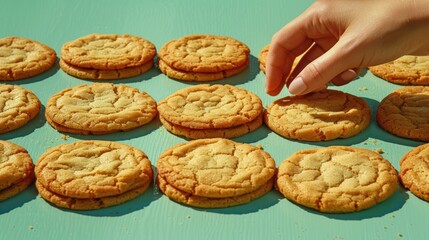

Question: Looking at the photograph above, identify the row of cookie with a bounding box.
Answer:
[2,138,428,213]
[4,35,427,85]
[2,83,428,142]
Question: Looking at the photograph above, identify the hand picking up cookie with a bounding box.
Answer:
[0,36,56,81]
[0,140,35,201]
[60,34,156,80]
[369,55,429,85]
[45,82,157,135]
[157,84,263,139]
[264,89,371,141]
[35,140,153,210]
[157,34,250,81]
[276,146,398,213]
[376,86,429,142]
[156,138,276,208]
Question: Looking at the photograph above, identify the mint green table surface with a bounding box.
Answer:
[1,0,428,239]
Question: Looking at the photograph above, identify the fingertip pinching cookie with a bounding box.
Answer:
[0,140,35,201]
[156,138,276,208]
[157,34,250,81]
[264,89,371,141]
[369,55,429,85]
[376,86,429,142]
[399,143,429,202]
[60,34,156,80]
[45,82,157,135]
[0,36,56,81]
[276,146,398,213]
[0,84,41,134]
[157,84,263,139]
[35,140,153,210]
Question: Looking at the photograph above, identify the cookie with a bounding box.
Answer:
[157,175,273,208]
[0,36,56,81]
[45,83,157,134]
[158,84,262,129]
[0,140,35,201]
[157,57,249,81]
[35,140,153,199]
[159,113,262,139]
[369,55,429,85]
[61,34,156,70]
[0,84,41,133]
[258,44,302,73]
[59,58,153,80]
[276,146,399,213]
[264,89,371,141]
[35,179,150,210]
[156,138,276,208]
[376,86,429,142]
[399,143,429,201]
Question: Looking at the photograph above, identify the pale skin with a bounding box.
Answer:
[266,0,429,96]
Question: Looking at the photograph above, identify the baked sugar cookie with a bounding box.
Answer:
[369,55,429,85]
[376,86,429,142]
[264,89,371,141]
[0,140,35,201]
[45,83,157,134]
[0,84,41,133]
[258,44,302,74]
[35,140,153,209]
[156,138,276,208]
[0,36,56,81]
[158,34,250,81]
[276,146,398,213]
[400,143,429,201]
[157,84,263,139]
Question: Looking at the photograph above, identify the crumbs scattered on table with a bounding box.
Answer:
[61,134,69,140]
[397,233,403,238]
[358,87,368,91]
[376,148,384,154]
[28,225,34,231]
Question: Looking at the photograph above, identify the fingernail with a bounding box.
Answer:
[288,77,307,95]
[340,69,357,81]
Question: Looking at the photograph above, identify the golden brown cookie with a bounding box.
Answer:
[156,138,276,207]
[258,44,302,73]
[159,113,262,139]
[158,34,249,72]
[376,86,429,142]
[264,89,371,141]
[59,58,153,80]
[0,84,41,133]
[157,57,249,81]
[0,140,35,201]
[276,146,399,213]
[45,83,157,134]
[369,55,429,85]
[157,175,274,208]
[61,34,156,70]
[158,84,262,129]
[0,36,56,81]
[35,179,150,210]
[35,140,153,199]
[399,143,429,201]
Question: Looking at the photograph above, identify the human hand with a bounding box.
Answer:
[265,0,429,96]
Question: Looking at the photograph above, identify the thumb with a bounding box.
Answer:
[288,42,354,95]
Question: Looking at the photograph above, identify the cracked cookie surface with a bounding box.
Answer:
[156,138,276,198]
[61,34,156,70]
[35,140,153,199]
[158,34,249,73]
[276,146,398,213]
[264,89,371,141]
[157,84,262,129]
[400,143,429,201]
[46,83,157,132]
[0,84,41,133]
[369,55,429,85]
[376,86,429,142]
[0,36,56,80]
[0,140,35,191]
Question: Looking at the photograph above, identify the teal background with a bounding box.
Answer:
[1,0,427,239]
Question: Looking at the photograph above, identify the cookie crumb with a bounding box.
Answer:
[256,144,263,150]
[397,233,403,238]
[61,134,69,140]
[28,225,34,231]
[186,215,191,219]
[358,87,368,91]
[376,148,384,154]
